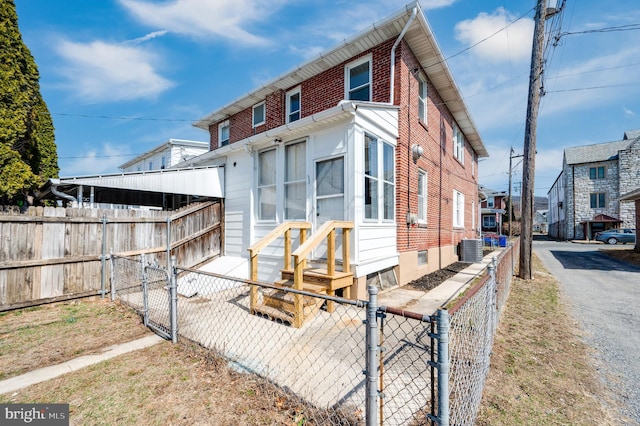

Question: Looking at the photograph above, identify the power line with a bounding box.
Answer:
[52,112,193,122]
[547,81,640,93]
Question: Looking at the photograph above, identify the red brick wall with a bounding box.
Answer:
[394,41,478,254]
[208,39,395,146]
[206,37,480,255]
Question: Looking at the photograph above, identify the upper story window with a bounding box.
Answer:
[219,120,230,147]
[148,161,153,170]
[487,197,495,208]
[589,166,605,179]
[252,102,265,128]
[346,56,371,102]
[418,169,427,223]
[286,87,301,123]
[418,75,427,123]
[161,156,166,169]
[590,193,605,209]
[364,133,395,221]
[453,190,465,228]
[453,124,464,163]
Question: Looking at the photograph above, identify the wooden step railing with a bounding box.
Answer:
[247,221,311,314]
[290,220,353,327]
[246,220,354,328]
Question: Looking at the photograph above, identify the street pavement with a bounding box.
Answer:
[533,239,640,424]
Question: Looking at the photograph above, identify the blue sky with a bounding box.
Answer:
[14,0,640,197]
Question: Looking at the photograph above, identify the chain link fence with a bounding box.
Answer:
[110,241,519,425]
[445,240,519,425]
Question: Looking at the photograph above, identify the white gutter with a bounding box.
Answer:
[50,180,78,206]
[390,6,418,105]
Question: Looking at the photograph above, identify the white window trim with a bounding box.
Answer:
[418,169,427,223]
[453,124,464,163]
[257,148,277,222]
[453,190,465,229]
[284,140,307,220]
[364,133,395,223]
[418,74,427,123]
[218,120,230,146]
[252,102,266,128]
[345,55,372,101]
[286,86,301,124]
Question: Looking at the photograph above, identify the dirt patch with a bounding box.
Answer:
[404,249,494,292]
[0,298,150,380]
[476,254,621,425]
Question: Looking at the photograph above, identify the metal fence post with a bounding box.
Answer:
[437,309,450,426]
[141,254,149,327]
[166,217,172,273]
[366,285,379,426]
[100,215,107,298]
[169,255,178,344]
[109,250,116,301]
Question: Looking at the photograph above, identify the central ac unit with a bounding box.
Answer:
[459,239,483,263]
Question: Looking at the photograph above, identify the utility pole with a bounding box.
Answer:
[519,0,555,280]
[508,148,524,240]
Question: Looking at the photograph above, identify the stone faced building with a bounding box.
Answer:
[548,130,640,240]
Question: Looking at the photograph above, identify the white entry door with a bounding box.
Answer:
[315,157,345,260]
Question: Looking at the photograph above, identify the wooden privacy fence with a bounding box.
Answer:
[0,201,223,310]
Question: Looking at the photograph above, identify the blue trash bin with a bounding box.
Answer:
[499,235,507,247]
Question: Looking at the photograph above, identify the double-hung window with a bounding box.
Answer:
[453,124,464,163]
[346,56,371,101]
[418,75,427,123]
[453,190,465,228]
[364,133,395,221]
[258,149,276,221]
[286,87,301,123]
[590,193,605,209]
[218,120,230,147]
[418,170,427,223]
[252,102,265,128]
[589,166,605,179]
[284,142,306,220]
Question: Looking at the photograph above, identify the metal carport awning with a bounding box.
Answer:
[37,166,224,208]
[54,166,224,198]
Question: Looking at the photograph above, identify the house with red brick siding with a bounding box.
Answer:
[184,2,488,298]
[479,186,507,233]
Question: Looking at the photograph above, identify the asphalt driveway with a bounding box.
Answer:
[533,239,640,424]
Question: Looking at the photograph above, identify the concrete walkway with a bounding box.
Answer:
[377,251,497,314]
[0,252,496,398]
[0,334,164,395]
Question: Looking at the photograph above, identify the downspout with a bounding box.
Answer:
[51,184,77,206]
[389,6,418,105]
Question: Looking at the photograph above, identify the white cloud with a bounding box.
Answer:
[55,39,174,103]
[454,8,534,63]
[540,46,640,116]
[126,30,168,45]
[422,0,457,10]
[119,0,286,45]
[623,106,636,117]
[61,143,133,177]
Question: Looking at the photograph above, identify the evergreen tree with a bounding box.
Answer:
[0,0,58,203]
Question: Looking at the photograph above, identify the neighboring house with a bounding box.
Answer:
[533,209,548,233]
[182,2,488,297]
[620,187,640,252]
[118,139,208,172]
[548,129,640,240]
[479,186,507,233]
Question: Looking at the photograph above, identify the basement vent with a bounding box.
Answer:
[459,239,483,263]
